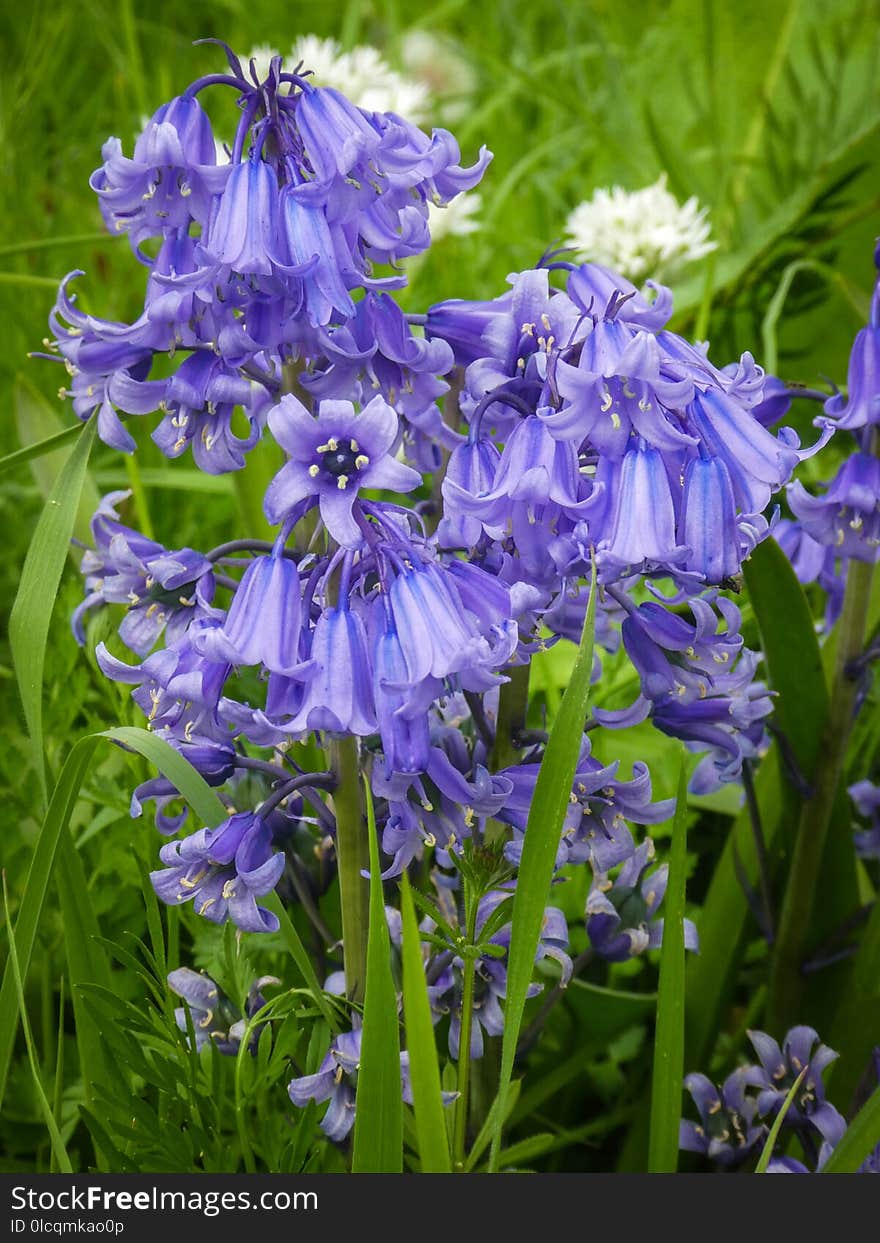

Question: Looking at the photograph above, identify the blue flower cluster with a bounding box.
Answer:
[680,1026,880,1174]
[49,38,880,1153]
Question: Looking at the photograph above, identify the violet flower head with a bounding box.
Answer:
[264,393,421,546]
[788,450,880,562]
[72,491,214,654]
[848,779,880,860]
[90,95,226,250]
[585,839,699,961]
[150,811,285,933]
[823,249,880,430]
[168,968,277,1056]
[679,1067,766,1168]
[206,550,303,676]
[747,1026,847,1149]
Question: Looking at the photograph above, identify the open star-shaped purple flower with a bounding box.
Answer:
[264,392,422,547]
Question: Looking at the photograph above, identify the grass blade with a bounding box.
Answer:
[648,753,689,1173]
[400,872,452,1173]
[0,725,223,1108]
[822,1085,880,1173]
[0,423,82,477]
[2,876,73,1173]
[0,736,99,1107]
[56,823,111,1110]
[352,778,402,1173]
[488,563,596,1172]
[9,418,97,803]
[755,1066,808,1172]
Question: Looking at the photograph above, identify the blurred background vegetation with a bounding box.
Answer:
[1,0,879,1171]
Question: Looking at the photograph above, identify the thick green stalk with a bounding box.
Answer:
[452,884,479,1170]
[490,663,530,773]
[768,555,875,1031]
[331,736,369,1005]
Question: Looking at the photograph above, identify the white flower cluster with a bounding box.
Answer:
[563,174,716,283]
[245,35,481,240]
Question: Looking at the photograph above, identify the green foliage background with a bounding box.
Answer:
[2,0,880,1173]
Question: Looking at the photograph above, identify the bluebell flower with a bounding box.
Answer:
[72,492,214,654]
[595,441,687,576]
[95,627,230,749]
[848,780,880,860]
[680,1067,766,1168]
[90,95,227,251]
[152,352,270,474]
[168,968,278,1055]
[823,250,880,430]
[281,601,377,736]
[205,551,304,676]
[264,393,420,546]
[288,1027,363,1142]
[130,738,236,835]
[151,811,285,932]
[595,591,773,792]
[288,1025,455,1142]
[498,736,673,872]
[585,839,699,961]
[747,1026,847,1149]
[201,154,281,277]
[423,885,572,1059]
[371,618,437,779]
[788,450,880,562]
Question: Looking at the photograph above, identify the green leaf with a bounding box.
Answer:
[0,423,82,477]
[755,1066,808,1172]
[488,563,596,1172]
[14,377,99,544]
[352,778,403,1173]
[744,537,828,780]
[686,538,837,1067]
[648,754,689,1174]
[0,725,225,1109]
[400,873,452,1173]
[1,876,73,1173]
[822,1084,880,1173]
[0,735,98,1108]
[9,417,97,802]
[56,822,112,1111]
[685,757,782,1066]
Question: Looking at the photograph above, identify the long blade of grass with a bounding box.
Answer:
[2,875,73,1173]
[0,424,82,477]
[755,1066,808,1172]
[9,418,97,803]
[400,872,452,1173]
[352,778,403,1173]
[648,754,689,1173]
[822,1085,880,1173]
[56,823,111,1110]
[488,563,596,1172]
[0,736,98,1107]
[0,725,224,1108]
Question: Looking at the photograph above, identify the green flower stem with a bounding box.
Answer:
[490,663,531,774]
[331,736,369,1005]
[768,554,875,1032]
[452,882,479,1171]
[123,452,155,542]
